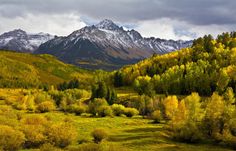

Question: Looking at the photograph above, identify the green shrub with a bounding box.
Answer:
[88,98,108,116]
[0,125,25,151]
[91,128,108,144]
[111,104,125,116]
[124,108,139,117]
[171,122,202,143]
[97,106,113,117]
[46,122,78,148]
[14,96,27,110]
[151,110,162,123]
[36,101,56,113]
[21,125,46,148]
[21,115,48,125]
[64,89,90,100]
[34,92,52,104]
[136,95,155,116]
[20,115,48,148]
[68,104,87,115]
[59,95,75,111]
[48,90,64,106]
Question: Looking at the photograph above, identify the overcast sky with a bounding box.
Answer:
[0,0,235,40]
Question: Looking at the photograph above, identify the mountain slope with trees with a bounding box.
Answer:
[113,32,236,96]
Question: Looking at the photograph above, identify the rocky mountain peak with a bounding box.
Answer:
[1,29,27,38]
[127,29,143,41]
[10,29,26,33]
[95,19,120,30]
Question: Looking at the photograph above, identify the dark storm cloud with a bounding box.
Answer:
[0,0,235,25]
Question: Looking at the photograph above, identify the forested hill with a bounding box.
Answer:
[113,32,236,96]
[0,51,93,88]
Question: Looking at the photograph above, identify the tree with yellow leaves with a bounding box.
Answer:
[163,96,178,120]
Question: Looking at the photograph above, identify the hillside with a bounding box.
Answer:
[113,32,236,96]
[0,50,93,88]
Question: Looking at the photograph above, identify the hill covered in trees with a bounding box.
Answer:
[0,51,93,88]
[113,32,236,96]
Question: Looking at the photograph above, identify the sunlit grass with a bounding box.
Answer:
[20,112,233,151]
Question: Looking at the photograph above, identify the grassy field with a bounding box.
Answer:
[116,87,139,98]
[18,112,233,151]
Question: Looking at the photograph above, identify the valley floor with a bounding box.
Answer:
[0,88,234,151]
[21,112,233,151]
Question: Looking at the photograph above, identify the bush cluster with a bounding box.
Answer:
[0,112,78,150]
[91,128,108,144]
[0,125,25,151]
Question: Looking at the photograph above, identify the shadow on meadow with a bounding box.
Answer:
[107,124,233,151]
[108,125,169,145]
[124,127,162,133]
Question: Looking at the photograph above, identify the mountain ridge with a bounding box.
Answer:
[0,29,54,52]
[36,19,192,70]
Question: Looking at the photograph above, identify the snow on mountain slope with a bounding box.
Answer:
[0,29,54,52]
[36,19,192,70]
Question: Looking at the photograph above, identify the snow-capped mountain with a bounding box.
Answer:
[0,29,54,52]
[36,19,192,70]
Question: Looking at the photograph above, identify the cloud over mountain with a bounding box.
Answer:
[0,0,235,40]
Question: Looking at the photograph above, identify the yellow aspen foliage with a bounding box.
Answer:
[205,93,225,138]
[163,96,178,120]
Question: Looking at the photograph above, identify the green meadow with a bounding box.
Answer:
[18,112,232,151]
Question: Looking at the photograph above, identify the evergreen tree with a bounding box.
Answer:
[114,71,124,87]
[91,81,117,104]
